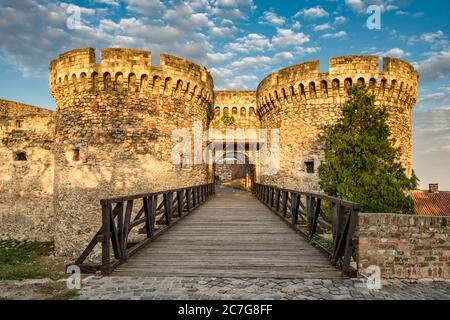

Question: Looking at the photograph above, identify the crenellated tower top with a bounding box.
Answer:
[256,55,419,117]
[49,48,214,110]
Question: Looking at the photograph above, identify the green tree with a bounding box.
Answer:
[318,85,418,214]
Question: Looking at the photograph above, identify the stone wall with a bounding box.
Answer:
[50,48,214,258]
[210,91,259,132]
[256,56,418,192]
[215,163,246,181]
[0,99,55,241]
[356,213,449,280]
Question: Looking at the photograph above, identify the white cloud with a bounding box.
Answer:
[345,0,401,13]
[313,23,331,32]
[206,52,234,63]
[125,0,166,17]
[321,31,347,39]
[164,3,212,31]
[225,33,271,53]
[292,21,302,30]
[295,7,329,19]
[414,51,450,84]
[295,46,320,55]
[413,108,450,190]
[420,30,445,43]
[226,74,259,89]
[274,51,294,63]
[259,9,286,26]
[421,91,450,103]
[230,56,272,69]
[94,0,119,6]
[272,28,310,48]
[334,16,348,25]
[210,25,237,37]
[382,47,410,58]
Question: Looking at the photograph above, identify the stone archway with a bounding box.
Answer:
[214,150,255,189]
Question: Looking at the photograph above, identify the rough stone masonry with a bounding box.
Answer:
[0,48,418,263]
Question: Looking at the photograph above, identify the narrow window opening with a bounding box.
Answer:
[15,120,23,129]
[73,149,80,161]
[15,152,27,161]
[305,161,314,174]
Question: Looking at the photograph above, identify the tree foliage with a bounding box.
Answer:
[318,85,418,214]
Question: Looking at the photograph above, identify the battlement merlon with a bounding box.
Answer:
[49,48,214,99]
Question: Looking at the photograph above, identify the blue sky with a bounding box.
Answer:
[0,0,449,189]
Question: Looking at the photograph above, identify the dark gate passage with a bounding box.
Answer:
[74,183,359,279]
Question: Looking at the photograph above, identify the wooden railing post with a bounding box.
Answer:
[186,188,191,212]
[291,193,299,225]
[309,198,321,237]
[101,202,111,275]
[176,191,183,217]
[163,192,173,225]
[143,196,154,238]
[342,208,358,275]
[281,191,288,217]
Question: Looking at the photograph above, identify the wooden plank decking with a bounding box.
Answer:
[114,186,343,279]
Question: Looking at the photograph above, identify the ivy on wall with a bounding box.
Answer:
[221,114,236,126]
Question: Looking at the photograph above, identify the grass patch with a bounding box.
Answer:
[0,240,61,280]
[310,235,333,252]
[46,289,79,300]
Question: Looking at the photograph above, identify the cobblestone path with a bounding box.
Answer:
[76,276,450,300]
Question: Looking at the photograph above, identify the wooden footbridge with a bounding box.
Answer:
[75,183,360,279]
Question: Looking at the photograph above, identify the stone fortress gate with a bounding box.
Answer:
[0,48,418,259]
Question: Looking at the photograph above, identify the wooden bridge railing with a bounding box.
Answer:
[74,183,215,275]
[253,183,360,277]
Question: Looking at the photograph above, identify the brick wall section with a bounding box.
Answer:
[356,213,450,280]
[0,99,55,241]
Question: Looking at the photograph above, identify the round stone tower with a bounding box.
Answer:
[256,56,418,191]
[50,48,214,258]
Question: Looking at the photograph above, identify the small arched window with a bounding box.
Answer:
[71,74,77,92]
[163,77,172,95]
[103,73,111,91]
[223,107,229,115]
[344,78,352,89]
[357,77,365,85]
[309,82,316,98]
[332,79,340,93]
[214,107,220,116]
[300,84,306,98]
[128,73,136,92]
[115,72,124,91]
[232,107,237,115]
[73,149,80,162]
[91,72,98,90]
[321,80,328,96]
[80,73,87,89]
[140,75,148,92]
[240,107,246,117]
[249,107,255,117]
